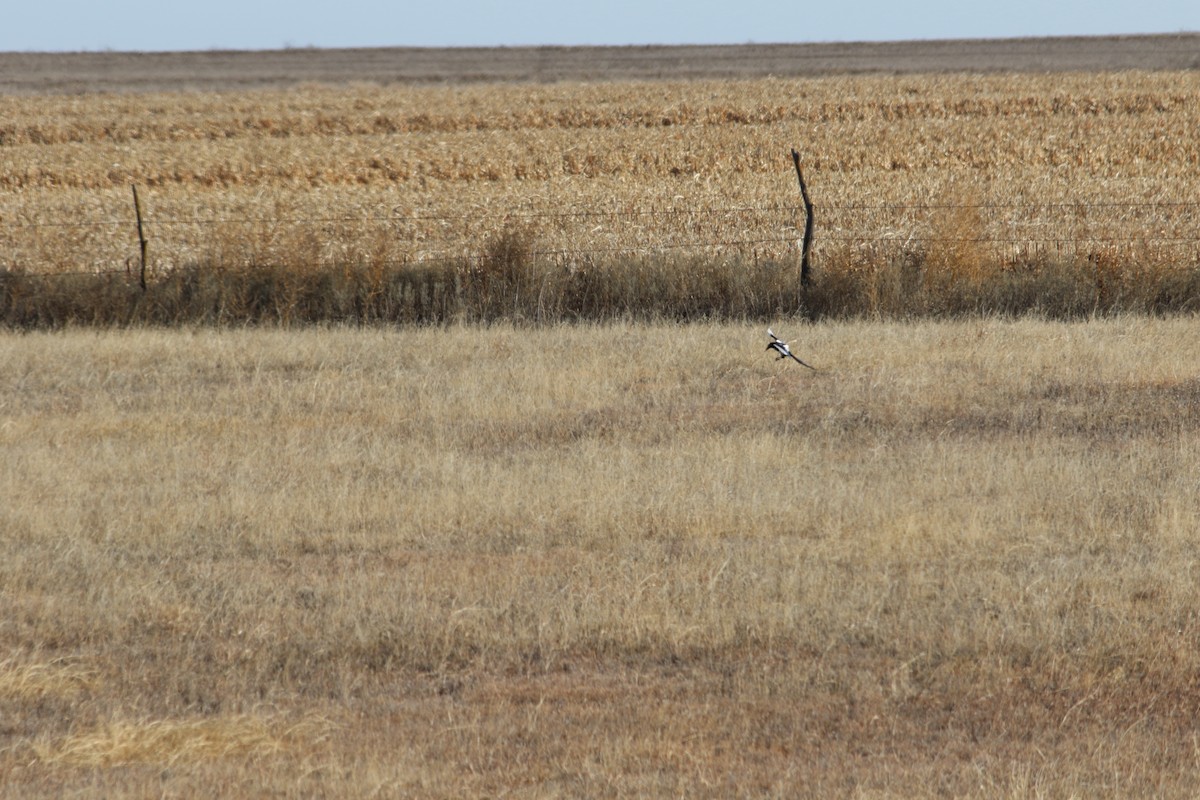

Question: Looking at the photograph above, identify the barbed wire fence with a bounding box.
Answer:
[4,194,1200,284]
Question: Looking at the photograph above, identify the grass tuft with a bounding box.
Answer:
[32,714,335,768]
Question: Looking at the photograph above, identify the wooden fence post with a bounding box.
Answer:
[791,149,814,289]
[131,184,147,292]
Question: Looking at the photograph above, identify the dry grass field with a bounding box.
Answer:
[3,39,1200,797]
[3,318,1200,797]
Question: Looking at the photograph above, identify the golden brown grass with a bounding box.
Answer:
[2,71,1199,319]
[31,713,336,769]
[3,317,1200,796]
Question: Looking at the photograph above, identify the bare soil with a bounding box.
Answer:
[2,33,1199,93]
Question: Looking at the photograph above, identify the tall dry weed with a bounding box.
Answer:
[461,222,539,320]
[920,188,990,311]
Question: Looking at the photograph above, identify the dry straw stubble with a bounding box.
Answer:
[3,71,1200,323]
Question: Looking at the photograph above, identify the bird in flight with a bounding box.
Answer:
[766,328,816,369]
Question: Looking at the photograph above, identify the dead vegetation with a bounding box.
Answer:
[2,71,1200,325]
[4,57,1200,797]
[3,319,1200,796]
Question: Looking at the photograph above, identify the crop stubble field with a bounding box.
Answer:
[3,38,1200,797]
[3,37,1200,325]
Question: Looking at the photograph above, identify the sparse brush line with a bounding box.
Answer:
[4,234,803,276]
[6,229,1197,281]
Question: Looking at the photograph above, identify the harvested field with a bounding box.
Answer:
[2,60,1200,322]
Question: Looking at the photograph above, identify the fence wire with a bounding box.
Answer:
[4,200,1200,230]
[3,199,1200,281]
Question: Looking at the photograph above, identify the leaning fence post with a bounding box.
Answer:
[791,149,814,289]
[131,184,147,292]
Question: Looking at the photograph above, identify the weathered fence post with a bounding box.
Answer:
[791,149,814,289]
[131,184,148,292]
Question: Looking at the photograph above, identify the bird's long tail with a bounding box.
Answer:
[790,353,816,370]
